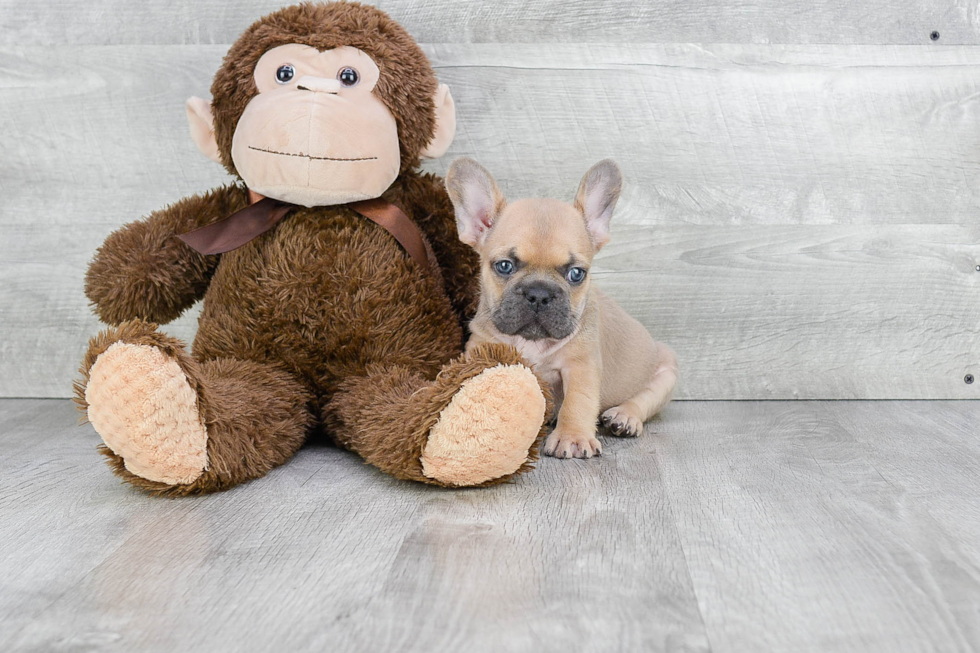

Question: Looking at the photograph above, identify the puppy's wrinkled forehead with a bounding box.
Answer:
[486,198,594,264]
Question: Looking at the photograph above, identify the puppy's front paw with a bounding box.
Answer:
[600,405,644,438]
[543,428,602,459]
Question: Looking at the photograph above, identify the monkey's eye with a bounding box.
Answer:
[338,67,360,87]
[276,64,296,84]
[493,260,515,276]
[566,267,587,284]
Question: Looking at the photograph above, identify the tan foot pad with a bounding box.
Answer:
[422,364,546,486]
[85,342,208,485]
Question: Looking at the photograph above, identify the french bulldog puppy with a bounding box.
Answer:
[445,158,678,459]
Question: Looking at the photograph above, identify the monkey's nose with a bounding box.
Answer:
[295,76,341,94]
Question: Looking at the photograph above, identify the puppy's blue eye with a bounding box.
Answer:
[276,65,295,84]
[567,267,587,284]
[494,260,515,276]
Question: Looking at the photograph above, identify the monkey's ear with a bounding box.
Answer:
[574,159,623,251]
[186,97,222,164]
[445,157,506,248]
[421,84,456,159]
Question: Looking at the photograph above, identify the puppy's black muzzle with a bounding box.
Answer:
[522,282,557,311]
[493,280,575,340]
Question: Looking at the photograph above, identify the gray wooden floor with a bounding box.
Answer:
[2,399,979,652]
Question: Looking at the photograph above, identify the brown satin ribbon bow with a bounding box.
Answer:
[177,192,433,273]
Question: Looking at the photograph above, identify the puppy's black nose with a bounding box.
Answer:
[523,283,556,310]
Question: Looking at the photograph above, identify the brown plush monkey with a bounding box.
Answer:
[74,2,549,495]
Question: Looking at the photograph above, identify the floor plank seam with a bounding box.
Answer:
[649,422,717,653]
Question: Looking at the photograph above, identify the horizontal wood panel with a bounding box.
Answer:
[431,44,980,226]
[3,43,980,398]
[0,0,975,46]
[3,222,978,399]
[4,45,980,228]
[0,224,202,399]
[595,223,980,399]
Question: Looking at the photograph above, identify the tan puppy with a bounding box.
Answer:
[446,158,678,459]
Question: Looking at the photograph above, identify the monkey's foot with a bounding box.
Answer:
[85,342,208,485]
[421,363,546,486]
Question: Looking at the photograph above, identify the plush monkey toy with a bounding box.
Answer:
[74,2,549,495]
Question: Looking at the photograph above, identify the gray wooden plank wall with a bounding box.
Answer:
[1,3,979,399]
[1,0,976,45]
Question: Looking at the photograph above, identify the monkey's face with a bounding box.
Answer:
[232,44,400,207]
[187,4,457,206]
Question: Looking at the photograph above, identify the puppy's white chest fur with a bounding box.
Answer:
[496,333,573,399]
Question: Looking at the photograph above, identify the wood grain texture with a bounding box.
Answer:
[0,400,191,640]
[595,223,980,399]
[4,221,978,399]
[0,0,976,46]
[1,399,710,653]
[3,43,980,399]
[428,44,980,226]
[0,225,202,399]
[9,44,980,226]
[656,400,980,652]
[4,399,980,652]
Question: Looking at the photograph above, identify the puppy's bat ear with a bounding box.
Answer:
[574,159,623,251]
[445,157,506,248]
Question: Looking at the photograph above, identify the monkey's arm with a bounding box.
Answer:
[85,184,249,325]
[404,172,482,323]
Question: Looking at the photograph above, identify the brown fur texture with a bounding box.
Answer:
[325,342,551,487]
[211,1,439,177]
[84,185,249,325]
[76,3,545,494]
[75,320,313,497]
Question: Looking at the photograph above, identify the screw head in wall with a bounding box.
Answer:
[966,374,975,385]
[930,31,941,41]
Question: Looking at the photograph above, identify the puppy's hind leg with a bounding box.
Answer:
[601,347,678,438]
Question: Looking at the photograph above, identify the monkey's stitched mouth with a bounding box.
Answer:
[248,146,378,162]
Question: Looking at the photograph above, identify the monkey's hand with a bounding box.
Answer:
[406,172,482,324]
[85,184,248,325]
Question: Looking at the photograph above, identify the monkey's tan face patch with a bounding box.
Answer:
[85,343,208,486]
[422,363,545,486]
[232,44,400,207]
